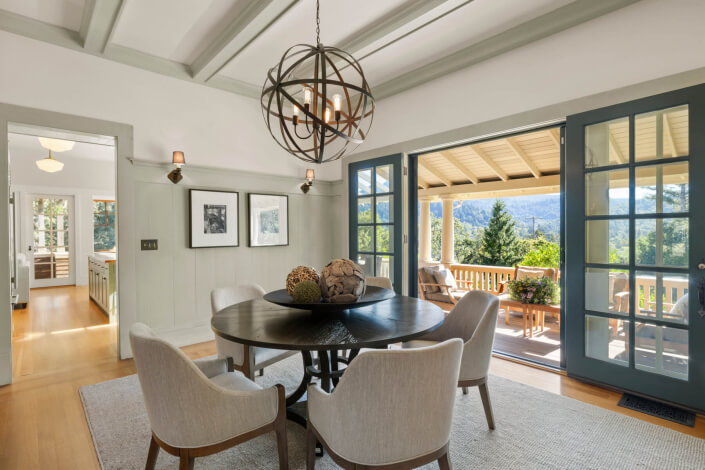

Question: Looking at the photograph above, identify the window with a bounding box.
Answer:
[94,200,116,251]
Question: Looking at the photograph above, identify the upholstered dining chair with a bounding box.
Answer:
[404,290,500,430]
[306,339,463,470]
[366,276,393,290]
[211,284,297,379]
[129,323,288,470]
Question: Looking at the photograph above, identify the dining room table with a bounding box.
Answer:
[210,292,446,428]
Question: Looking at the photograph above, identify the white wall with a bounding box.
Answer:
[0,30,342,181]
[131,163,344,347]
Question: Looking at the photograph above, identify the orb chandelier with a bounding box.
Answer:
[261,0,375,164]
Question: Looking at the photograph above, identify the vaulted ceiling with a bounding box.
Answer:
[0,0,638,101]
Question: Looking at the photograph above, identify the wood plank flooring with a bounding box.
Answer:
[0,286,702,469]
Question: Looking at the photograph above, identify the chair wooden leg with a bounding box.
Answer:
[461,386,468,395]
[306,424,317,470]
[479,382,495,430]
[438,451,452,470]
[258,368,264,377]
[145,435,159,470]
[274,385,289,470]
[179,450,194,470]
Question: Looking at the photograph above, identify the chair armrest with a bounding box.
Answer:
[193,357,228,378]
[419,282,455,289]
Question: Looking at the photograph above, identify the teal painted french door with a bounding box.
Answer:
[565,84,705,411]
[349,155,403,294]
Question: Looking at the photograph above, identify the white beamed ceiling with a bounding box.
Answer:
[0,0,626,101]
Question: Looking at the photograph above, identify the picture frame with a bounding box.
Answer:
[247,193,289,247]
[189,189,239,248]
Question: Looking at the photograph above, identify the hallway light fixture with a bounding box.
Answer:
[301,168,315,193]
[261,0,374,164]
[36,149,64,173]
[167,151,185,184]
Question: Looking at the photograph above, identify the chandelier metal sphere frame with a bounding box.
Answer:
[261,1,375,164]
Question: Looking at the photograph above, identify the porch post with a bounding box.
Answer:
[440,196,455,265]
[419,197,432,263]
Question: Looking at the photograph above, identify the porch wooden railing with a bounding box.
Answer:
[449,264,515,295]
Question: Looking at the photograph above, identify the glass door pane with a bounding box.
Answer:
[566,85,705,411]
[32,196,73,285]
[349,155,403,293]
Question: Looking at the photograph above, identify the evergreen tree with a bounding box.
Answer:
[479,200,523,266]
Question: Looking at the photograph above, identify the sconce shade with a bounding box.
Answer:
[305,168,315,180]
[172,151,185,165]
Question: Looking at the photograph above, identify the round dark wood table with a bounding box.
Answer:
[211,295,445,427]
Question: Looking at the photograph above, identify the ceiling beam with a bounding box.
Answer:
[79,0,124,53]
[471,145,508,181]
[418,160,453,187]
[374,0,640,99]
[609,133,627,164]
[547,128,561,150]
[663,113,678,156]
[505,138,541,178]
[191,0,298,82]
[419,174,560,199]
[417,175,430,190]
[438,150,478,184]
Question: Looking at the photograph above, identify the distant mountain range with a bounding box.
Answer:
[429,194,562,239]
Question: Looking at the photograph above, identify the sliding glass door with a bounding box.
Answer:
[565,84,705,411]
[349,155,403,294]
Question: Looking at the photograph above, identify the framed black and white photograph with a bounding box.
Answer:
[248,193,288,247]
[189,189,239,248]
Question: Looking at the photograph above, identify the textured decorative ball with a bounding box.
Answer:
[292,280,322,304]
[319,259,366,303]
[286,266,320,296]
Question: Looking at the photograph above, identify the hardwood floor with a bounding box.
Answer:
[0,286,702,469]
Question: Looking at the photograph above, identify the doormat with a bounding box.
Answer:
[618,393,695,427]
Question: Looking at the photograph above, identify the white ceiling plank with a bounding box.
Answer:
[609,132,627,164]
[471,145,508,181]
[80,0,124,53]
[438,150,478,184]
[663,113,678,156]
[191,0,298,82]
[419,174,560,199]
[418,160,452,187]
[547,128,561,150]
[505,137,541,178]
[417,175,430,190]
[373,0,640,99]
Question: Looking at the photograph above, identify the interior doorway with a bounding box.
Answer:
[409,125,565,368]
[8,125,118,378]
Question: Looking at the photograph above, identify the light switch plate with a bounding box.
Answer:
[141,239,158,251]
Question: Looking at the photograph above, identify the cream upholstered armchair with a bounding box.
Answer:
[129,323,288,470]
[366,276,393,290]
[306,339,463,469]
[211,284,297,379]
[404,290,500,430]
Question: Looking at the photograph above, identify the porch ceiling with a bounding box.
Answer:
[418,106,689,200]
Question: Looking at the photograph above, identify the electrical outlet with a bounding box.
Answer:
[141,239,158,251]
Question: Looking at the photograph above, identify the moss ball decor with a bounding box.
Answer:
[286,266,320,295]
[319,259,366,303]
[292,280,322,303]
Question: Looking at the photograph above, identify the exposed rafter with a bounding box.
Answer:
[663,113,678,156]
[471,145,508,181]
[419,174,560,200]
[373,0,640,99]
[191,0,298,82]
[419,160,452,187]
[79,0,124,53]
[417,175,430,190]
[505,138,541,178]
[438,150,478,184]
[609,133,627,164]
[547,128,561,150]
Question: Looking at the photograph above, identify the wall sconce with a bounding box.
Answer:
[167,151,185,184]
[301,168,315,193]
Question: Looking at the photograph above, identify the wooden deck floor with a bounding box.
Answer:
[494,310,561,368]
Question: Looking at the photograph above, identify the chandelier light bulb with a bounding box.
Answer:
[304,87,312,105]
[324,107,331,124]
[333,94,341,111]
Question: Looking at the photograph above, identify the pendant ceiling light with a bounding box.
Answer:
[36,150,64,173]
[261,0,374,164]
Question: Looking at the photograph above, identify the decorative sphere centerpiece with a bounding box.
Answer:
[319,259,366,303]
[286,266,320,296]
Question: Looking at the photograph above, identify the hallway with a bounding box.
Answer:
[11,286,116,379]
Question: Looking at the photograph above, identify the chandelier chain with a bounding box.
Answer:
[315,0,320,46]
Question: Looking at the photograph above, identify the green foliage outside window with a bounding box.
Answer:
[94,200,116,251]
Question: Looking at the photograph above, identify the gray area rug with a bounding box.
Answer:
[80,355,705,469]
